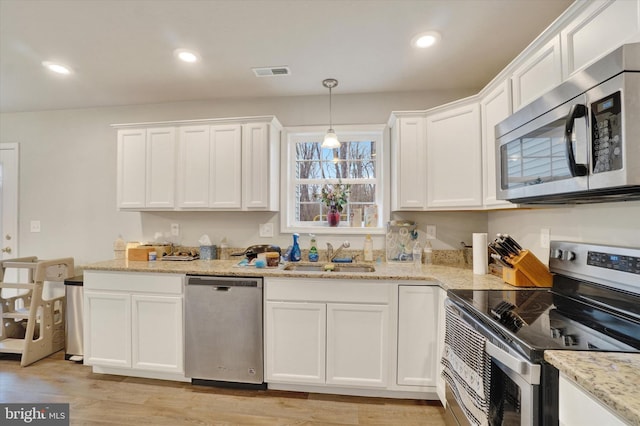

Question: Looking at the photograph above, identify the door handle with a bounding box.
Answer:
[564,104,588,177]
[1,246,12,254]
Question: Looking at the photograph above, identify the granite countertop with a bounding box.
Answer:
[545,351,640,425]
[82,258,520,291]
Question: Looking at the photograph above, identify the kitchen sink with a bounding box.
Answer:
[283,263,375,273]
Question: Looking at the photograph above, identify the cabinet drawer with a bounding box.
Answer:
[265,278,391,304]
[84,271,184,294]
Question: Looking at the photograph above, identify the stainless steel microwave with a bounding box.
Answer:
[496,43,640,204]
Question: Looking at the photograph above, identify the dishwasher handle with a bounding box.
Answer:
[186,275,262,288]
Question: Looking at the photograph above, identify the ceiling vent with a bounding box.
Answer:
[252,66,291,77]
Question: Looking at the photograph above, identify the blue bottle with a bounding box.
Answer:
[290,233,302,262]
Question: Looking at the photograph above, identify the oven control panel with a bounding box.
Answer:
[587,251,640,274]
[591,91,622,174]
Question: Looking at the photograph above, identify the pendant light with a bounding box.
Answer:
[321,78,340,149]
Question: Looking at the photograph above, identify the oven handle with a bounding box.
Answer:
[486,341,528,376]
[564,104,588,177]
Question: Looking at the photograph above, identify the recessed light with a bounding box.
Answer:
[42,61,72,75]
[174,49,200,63]
[412,31,441,49]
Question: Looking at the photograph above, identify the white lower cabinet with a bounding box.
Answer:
[559,374,628,426]
[265,278,391,390]
[84,271,185,379]
[265,278,441,398]
[265,301,326,384]
[326,303,388,387]
[397,286,438,387]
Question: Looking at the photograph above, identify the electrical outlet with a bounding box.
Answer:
[259,223,274,238]
[171,223,180,237]
[30,220,41,233]
[426,225,436,240]
[540,228,550,249]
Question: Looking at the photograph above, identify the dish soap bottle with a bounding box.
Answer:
[308,234,319,262]
[290,233,301,262]
[363,234,373,262]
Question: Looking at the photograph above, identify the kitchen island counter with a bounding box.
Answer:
[82,259,519,291]
[545,350,640,425]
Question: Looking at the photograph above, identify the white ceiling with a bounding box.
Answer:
[0,0,573,113]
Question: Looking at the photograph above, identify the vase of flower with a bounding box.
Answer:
[327,203,340,227]
[319,181,350,227]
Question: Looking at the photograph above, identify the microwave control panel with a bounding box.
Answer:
[591,91,622,174]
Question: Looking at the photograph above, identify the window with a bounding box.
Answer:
[282,125,386,234]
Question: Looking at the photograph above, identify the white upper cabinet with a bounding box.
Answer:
[389,113,427,210]
[561,0,640,78]
[511,35,562,111]
[115,116,281,211]
[178,125,211,208]
[117,127,176,210]
[242,122,280,210]
[426,100,482,209]
[209,124,242,209]
[480,81,515,209]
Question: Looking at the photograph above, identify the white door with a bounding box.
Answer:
[265,301,326,384]
[242,122,269,209]
[116,129,147,209]
[83,291,132,368]
[397,286,438,387]
[0,143,18,262]
[146,127,176,209]
[132,294,183,373]
[426,102,483,208]
[209,124,242,209]
[326,303,389,388]
[178,125,211,208]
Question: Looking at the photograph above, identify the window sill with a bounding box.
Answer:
[282,223,386,235]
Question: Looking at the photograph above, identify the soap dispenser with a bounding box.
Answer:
[363,234,373,262]
[290,233,302,262]
[308,234,319,262]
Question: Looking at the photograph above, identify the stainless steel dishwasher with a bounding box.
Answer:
[185,275,265,389]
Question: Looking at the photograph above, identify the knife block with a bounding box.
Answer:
[503,250,553,287]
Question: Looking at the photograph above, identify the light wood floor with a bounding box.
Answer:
[0,352,445,425]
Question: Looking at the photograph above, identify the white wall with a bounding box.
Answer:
[0,89,475,265]
[488,201,640,263]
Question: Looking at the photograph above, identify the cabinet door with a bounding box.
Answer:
[559,374,627,426]
[209,124,242,209]
[117,128,146,209]
[131,294,184,373]
[426,103,482,208]
[265,301,326,384]
[397,286,438,387]
[561,0,640,78]
[84,291,131,368]
[326,303,389,388]
[178,125,211,208]
[391,116,427,210]
[481,81,515,209]
[436,289,447,405]
[512,36,562,110]
[242,123,270,210]
[146,127,176,209]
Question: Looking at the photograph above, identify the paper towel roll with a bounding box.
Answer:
[473,233,488,275]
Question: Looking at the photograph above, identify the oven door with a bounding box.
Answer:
[496,96,589,202]
[444,299,542,426]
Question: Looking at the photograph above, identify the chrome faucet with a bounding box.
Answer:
[327,241,350,262]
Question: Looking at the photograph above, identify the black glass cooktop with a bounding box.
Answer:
[448,278,640,362]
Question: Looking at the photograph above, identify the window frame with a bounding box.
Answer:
[280,124,388,235]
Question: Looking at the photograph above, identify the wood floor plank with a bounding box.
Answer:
[0,352,445,425]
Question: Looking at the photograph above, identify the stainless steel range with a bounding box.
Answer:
[443,241,640,426]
